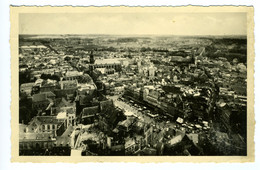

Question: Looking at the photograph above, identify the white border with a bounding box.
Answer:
[1,0,260,170]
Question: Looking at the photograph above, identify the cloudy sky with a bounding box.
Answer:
[19,12,247,35]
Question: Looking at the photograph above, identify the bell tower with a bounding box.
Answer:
[90,50,95,64]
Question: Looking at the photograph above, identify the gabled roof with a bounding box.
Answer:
[81,106,99,117]
[33,92,56,102]
[45,91,56,97]
[31,116,65,125]
[118,117,134,128]
[99,100,113,111]
[32,93,47,102]
[56,97,72,108]
[168,131,186,145]
[187,133,199,144]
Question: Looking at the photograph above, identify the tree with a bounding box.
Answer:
[19,70,32,85]
[19,94,36,124]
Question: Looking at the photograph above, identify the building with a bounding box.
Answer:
[99,99,113,112]
[54,80,78,99]
[19,118,72,156]
[19,114,68,155]
[63,71,83,81]
[89,58,121,72]
[117,117,136,134]
[148,65,156,78]
[89,51,95,64]
[80,106,99,125]
[25,115,68,136]
[19,123,55,155]
[144,125,153,146]
[32,92,56,112]
[40,82,57,93]
[20,82,35,96]
[125,137,140,155]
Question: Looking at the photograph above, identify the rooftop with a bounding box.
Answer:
[82,106,99,117]
[65,71,83,77]
[19,124,53,141]
[94,59,121,65]
[30,116,65,126]
[20,83,35,89]
[32,93,47,102]
[32,91,56,102]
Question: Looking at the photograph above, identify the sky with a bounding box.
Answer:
[19,12,247,35]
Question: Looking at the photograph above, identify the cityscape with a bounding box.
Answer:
[18,34,247,156]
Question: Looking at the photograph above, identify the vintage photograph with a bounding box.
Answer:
[11,6,254,162]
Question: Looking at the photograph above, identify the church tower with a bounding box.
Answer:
[90,50,95,64]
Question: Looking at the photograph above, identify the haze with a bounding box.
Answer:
[19,13,247,36]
